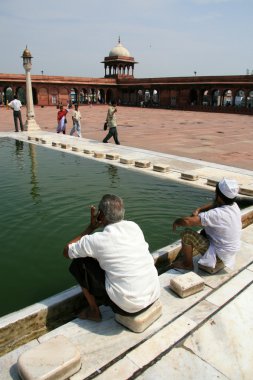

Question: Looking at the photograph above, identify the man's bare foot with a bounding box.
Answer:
[78,307,102,322]
[171,260,194,271]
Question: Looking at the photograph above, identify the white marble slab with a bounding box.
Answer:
[126,315,196,369]
[205,269,253,307]
[94,356,139,380]
[183,284,253,380]
[241,224,253,245]
[247,263,253,271]
[184,299,218,324]
[135,347,228,380]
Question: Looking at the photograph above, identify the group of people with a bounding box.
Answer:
[9,95,121,145]
[57,100,120,144]
[57,103,82,137]
[63,178,242,322]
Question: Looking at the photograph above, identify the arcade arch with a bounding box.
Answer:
[70,88,78,104]
[189,89,198,105]
[223,89,233,106]
[152,89,159,105]
[16,87,26,104]
[106,89,113,104]
[5,86,13,104]
[246,90,253,108]
[235,89,245,107]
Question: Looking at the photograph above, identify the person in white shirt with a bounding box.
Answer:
[70,104,82,137]
[63,194,160,322]
[172,178,242,271]
[8,95,24,132]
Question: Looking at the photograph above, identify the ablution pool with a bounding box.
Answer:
[0,137,215,316]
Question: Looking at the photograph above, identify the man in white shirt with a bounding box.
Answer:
[8,95,24,132]
[70,103,82,137]
[172,178,242,271]
[63,194,160,322]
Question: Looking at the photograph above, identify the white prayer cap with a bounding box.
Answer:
[218,178,239,199]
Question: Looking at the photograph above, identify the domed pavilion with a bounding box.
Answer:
[101,37,138,78]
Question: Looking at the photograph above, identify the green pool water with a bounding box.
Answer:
[0,138,214,317]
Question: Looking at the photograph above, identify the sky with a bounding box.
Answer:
[1,0,252,79]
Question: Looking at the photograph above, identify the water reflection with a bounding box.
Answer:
[107,164,120,187]
[15,139,24,153]
[14,139,24,170]
[28,144,41,203]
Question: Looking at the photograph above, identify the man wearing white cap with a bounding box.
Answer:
[172,178,242,270]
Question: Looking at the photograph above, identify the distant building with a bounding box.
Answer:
[1,40,253,113]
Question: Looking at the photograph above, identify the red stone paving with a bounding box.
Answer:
[1,105,253,170]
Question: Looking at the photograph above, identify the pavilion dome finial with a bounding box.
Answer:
[109,38,131,57]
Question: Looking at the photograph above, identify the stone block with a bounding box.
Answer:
[170,272,204,298]
[181,171,199,181]
[83,149,94,154]
[60,143,70,149]
[52,142,61,147]
[153,164,170,173]
[35,137,40,142]
[17,335,81,380]
[198,260,225,274]
[41,139,48,144]
[239,185,253,197]
[206,178,219,187]
[94,152,105,158]
[135,160,151,169]
[115,299,162,333]
[106,153,120,160]
[72,146,81,152]
[120,157,134,165]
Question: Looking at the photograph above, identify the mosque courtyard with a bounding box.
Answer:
[1,104,253,171]
[0,105,253,379]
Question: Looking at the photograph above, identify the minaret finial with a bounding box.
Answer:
[118,36,120,44]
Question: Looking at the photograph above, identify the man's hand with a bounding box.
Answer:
[173,218,183,232]
[172,215,202,231]
[63,205,103,258]
[90,205,103,230]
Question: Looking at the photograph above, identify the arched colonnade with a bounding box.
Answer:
[0,85,116,107]
[119,86,253,108]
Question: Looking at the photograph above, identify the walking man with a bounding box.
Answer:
[103,101,120,145]
[8,95,24,132]
[70,104,82,137]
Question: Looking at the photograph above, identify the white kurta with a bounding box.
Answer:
[198,203,242,269]
[68,220,160,313]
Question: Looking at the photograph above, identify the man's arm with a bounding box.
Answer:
[63,206,102,258]
[192,201,217,216]
[173,215,202,232]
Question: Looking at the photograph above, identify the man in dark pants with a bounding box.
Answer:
[103,101,120,144]
[8,95,24,132]
[63,194,160,322]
